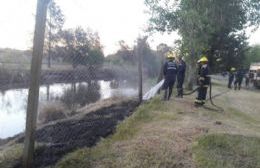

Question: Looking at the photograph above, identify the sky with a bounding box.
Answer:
[0,0,259,55]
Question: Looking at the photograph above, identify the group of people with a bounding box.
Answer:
[161,51,186,101]
[228,68,250,90]
[162,51,210,106]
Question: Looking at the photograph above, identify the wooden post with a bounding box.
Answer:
[137,36,148,103]
[48,4,52,68]
[23,0,50,167]
[138,41,143,103]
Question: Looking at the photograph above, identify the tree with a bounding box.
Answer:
[156,43,172,82]
[60,27,104,69]
[145,0,260,89]
[45,0,65,67]
[140,41,161,78]
[244,45,260,67]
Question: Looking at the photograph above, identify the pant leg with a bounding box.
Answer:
[234,80,238,90]
[162,79,169,100]
[228,78,232,88]
[201,87,208,101]
[164,88,168,100]
[168,80,175,100]
[238,80,242,90]
[177,76,184,96]
[195,87,203,105]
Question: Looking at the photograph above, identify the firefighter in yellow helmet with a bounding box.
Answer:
[162,51,178,101]
[228,67,236,89]
[195,56,210,106]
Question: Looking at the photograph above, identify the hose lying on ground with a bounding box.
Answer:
[183,78,230,112]
[183,87,199,96]
[207,78,225,112]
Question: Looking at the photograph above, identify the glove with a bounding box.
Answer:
[198,77,205,87]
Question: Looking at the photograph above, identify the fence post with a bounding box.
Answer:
[137,36,148,103]
[23,0,50,167]
[138,40,143,103]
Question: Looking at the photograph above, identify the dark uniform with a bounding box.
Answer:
[245,73,250,88]
[234,69,243,90]
[162,60,178,100]
[195,64,210,105]
[176,59,186,97]
[228,71,235,88]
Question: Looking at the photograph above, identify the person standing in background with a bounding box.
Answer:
[234,69,244,90]
[195,56,210,106]
[245,72,250,88]
[162,51,178,101]
[228,67,236,89]
[176,56,186,98]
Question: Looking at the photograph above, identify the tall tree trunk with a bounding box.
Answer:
[186,48,197,90]
[157,52,164,83]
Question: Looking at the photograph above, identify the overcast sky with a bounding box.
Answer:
[0,0,259,55]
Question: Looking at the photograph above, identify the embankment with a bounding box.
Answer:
[0,99,138,168]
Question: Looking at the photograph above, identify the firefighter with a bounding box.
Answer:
[234,69,244,90]
[228,67,236,89]
[162,51,178,101]
[195,56,210,106]
[176,56,186,98]
[245,72,250,88]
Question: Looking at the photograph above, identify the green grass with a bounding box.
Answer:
[55,98,178,168]
[193,134,260,168]
[111,98,168,141]
[0,144,23,168]
[227,107,260,125]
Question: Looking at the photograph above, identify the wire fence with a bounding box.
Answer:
[0,52,150,167]
[0,0,163,167]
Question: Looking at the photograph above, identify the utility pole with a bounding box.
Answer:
[137,36,148,103]
[23,0,50,167]
[138,41,143,103]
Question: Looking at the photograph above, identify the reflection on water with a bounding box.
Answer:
[0,80,137,139]
[60,82,101,109]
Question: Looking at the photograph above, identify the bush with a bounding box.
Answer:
[38,102,67,124]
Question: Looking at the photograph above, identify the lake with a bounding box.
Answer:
[0,80,137,139]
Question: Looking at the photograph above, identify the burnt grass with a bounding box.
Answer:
[14,100,139,168]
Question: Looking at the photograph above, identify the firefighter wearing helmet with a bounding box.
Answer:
[228,67,236,89]
[195,56,210,106]
[176,55,186,98]
[162,51,178,101]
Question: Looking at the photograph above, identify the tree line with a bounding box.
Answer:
[45,0,260,84]
[145,0,260,88]
[45,0,104,70]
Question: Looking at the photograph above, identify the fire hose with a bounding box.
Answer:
[183,77,230,112]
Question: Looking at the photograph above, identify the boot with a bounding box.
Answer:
[163,89,168,101]
[180,88,183,98]
[176,88,181,98]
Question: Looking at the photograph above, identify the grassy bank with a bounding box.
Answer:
[193,134,260,168]
[0,98,138,168]
[1,79,259,168]
[55,82,260,168]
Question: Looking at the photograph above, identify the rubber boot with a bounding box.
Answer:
[163,89,168,101]
[180,88,183,98]
[176,88,183,98]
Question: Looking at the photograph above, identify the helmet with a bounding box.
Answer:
[231,67,236,71]
[166,51,176,59]
[197,56,208,63]
[216,58,222,62]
